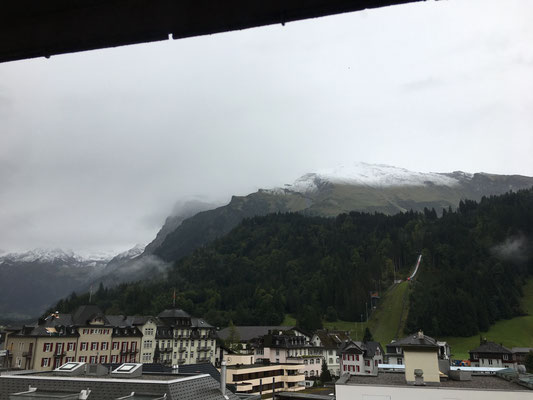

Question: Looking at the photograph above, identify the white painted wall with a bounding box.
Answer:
[336,383,531,400]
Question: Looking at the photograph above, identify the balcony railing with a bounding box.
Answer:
[197,346,211,351]
[196,356,211,362]
[158,347,173,353]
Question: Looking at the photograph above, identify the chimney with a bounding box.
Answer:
[417,330,424,339]
[220,361,227,396]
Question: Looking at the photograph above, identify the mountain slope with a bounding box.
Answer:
[0,246,142,321]
[151,163,533,262]
[0,249,110,320]
[53,188,533,336]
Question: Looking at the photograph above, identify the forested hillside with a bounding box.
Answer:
[53,189,533,336]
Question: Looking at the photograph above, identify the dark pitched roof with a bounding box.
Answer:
[158,309,191,319]
[191,317,213,329]
[217,326,294,342]
[72,305,109,326]
[470,341,513,354]
[340,341,383,358]
[313,330,351,349]
[106,315,131,327]
[339,341,364,354]
[355,341,383,358]
[389,332,438,349]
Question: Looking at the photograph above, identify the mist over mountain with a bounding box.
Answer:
[0,246,140,321]
[150,163,533,262]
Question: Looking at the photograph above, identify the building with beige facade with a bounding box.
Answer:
[153,309,217,366]
[4,306,215,372]
[225,363,305,395]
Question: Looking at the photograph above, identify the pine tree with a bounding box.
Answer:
[363,327,374,342]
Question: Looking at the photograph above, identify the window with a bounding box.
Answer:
[397,358,403,365]
[91,342,98,351]
[112,342,119,350]
[503,354,509,360]
[41,358,50,367]
[101,342,108,351]
[90,356,96,363]
[43,343,51,352]
[375,359,378,366]
[191,352,194,358]
[316,358,320,364]
[356,355,359,361]
[304,359,308,365]
[121,342,128,351]
[67,342,75,352]
[365,360,370,366]
[131,342,137,351]
[79,356,87,362]
[81,342,88,351]
[66,357,74,362]
[356,365,360,372]
[100,355,107,363]
[111,355,118,363]
[488,359,493,365]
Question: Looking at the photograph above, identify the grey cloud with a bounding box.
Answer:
[492,235,531,264]
[0,0,532,254]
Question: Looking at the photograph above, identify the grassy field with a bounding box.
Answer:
[282,281,409,344]
[368,281,409,345]
[283,278,533,361]
[442,278,533,360]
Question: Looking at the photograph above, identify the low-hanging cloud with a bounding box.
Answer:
[492,235,531,264]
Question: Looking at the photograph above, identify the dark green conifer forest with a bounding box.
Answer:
[53,188,533,336]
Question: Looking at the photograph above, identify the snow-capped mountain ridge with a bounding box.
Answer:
[111,244,145,261]
[0,248,87,264]
[276,162,467,194]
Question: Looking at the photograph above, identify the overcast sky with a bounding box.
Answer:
[1,0,532,255]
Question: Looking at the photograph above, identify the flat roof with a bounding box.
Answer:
[227,364,300,370]
[4,370,208,384]
[338,372,530,392]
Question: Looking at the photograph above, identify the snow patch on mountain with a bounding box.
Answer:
[112,244,145,261]
[271,162,466,194]
[0,248,113,264]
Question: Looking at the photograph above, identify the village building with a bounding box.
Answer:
[311,330,351,376]
[224,362,305,395]
[4,306,216,372]
[386,334,450,365]
[154,309,217,366]
[339,340,384,375]
[469,340,518,369]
